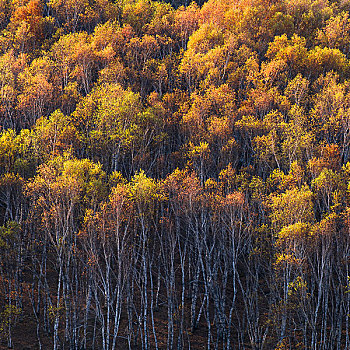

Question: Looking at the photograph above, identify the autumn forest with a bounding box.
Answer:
[1,0,350,348]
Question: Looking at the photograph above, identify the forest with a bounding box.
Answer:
[1,0,350,348]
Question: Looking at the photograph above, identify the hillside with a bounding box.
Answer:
[1,0,350,349]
